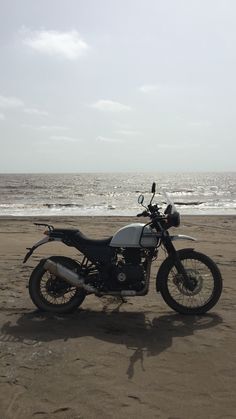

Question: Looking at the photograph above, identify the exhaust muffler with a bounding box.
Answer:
[44,259,96,293]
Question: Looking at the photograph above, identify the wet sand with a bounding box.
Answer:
[0,215,236,419]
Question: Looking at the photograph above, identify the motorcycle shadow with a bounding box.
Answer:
[2,308,222,378]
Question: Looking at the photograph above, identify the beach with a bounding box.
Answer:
[0,215,236,419]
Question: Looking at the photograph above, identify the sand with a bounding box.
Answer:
[0,215,236,419]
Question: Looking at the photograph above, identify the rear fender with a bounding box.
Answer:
[23,236,62,263]
[156,248,195,292]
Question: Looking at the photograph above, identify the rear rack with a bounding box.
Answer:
[34,223,54,232]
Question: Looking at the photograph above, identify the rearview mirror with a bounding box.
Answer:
[138,194,144,205]
[151,182,156,193]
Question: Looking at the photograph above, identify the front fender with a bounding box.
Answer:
[170,234,196,242]
[156,248,195,292]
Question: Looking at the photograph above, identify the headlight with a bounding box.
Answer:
[167,211,180,227]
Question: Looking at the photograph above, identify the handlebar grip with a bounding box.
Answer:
[137,210,149,217]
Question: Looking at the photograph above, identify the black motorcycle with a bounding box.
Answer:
[24,183,222,315]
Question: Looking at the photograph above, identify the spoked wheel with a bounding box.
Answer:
[157,250,222,314]
[29,256,86,313]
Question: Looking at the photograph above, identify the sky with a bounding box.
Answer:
[0,0,235,173]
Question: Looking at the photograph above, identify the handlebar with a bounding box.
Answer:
[137,210,149,217]
[137,210,166,222]
[136,183,180,229]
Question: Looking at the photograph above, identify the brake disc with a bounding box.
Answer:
[173,268,203,296]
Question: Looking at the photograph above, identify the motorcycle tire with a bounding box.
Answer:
[157,249,222,315]
[29,256,86,313]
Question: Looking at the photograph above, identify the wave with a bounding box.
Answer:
[175,201,204,206]
[42,203,83,208]
[171,189,195,194]
[0,185,28,190]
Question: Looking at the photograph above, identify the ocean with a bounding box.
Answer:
[0,172,235,216]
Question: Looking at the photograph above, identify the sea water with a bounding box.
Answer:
[0,172,235,216]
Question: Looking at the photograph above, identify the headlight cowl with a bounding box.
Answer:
[167,212,180,228]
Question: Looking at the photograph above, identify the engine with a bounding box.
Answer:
[105,248,146,292]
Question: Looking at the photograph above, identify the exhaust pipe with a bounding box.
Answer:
[44,258,152,297]
[44,259,96,293]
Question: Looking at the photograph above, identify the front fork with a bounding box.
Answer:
[163,232,195,291]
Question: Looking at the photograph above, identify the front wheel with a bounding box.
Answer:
[157,249,222,315]
[29,256,86,313]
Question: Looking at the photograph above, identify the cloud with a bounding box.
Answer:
[39,125,69,131]
[24,107,49,116]
[22,124,68,131]
[156,143,200,149]
[0,95,24,108]
[96,136,123,143]
[187,120,212,128]
[139,84,160,93]
[0,95,48,118]
[115,129,140,136]
[91,100,132,112]
[22,28,89,60]
[0,113,5,120]
[50,135,81,142]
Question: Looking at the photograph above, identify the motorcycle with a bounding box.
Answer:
[23,183,222,315]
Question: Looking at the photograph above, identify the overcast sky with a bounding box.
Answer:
[0,0,235,173]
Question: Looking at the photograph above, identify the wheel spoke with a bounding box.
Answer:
[39,271,77,306]
[167,257,215,309]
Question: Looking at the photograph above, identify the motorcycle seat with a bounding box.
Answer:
[50,228,112,247]
[74,230,113,247]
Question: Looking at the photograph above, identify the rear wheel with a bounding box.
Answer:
[29,256,86,313]
[157,250,222,314]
